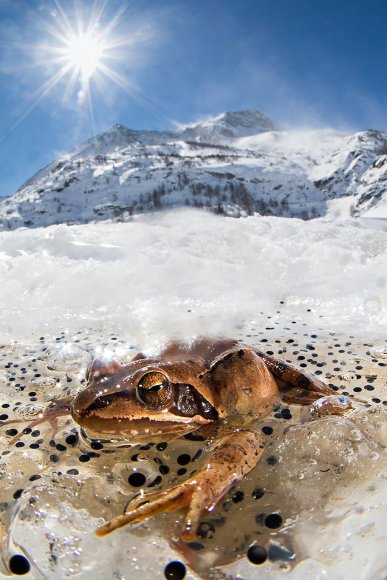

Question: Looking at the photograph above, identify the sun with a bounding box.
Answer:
[1,1,162,140]
[48,2,120,101]
[63,32,105,81]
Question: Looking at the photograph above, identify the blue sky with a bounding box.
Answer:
[0,0,387,196]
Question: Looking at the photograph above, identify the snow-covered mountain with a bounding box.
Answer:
[1,108,386,230]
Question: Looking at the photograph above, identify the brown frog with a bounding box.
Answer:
[68,338,352,541]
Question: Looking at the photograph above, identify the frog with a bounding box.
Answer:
[67,338,352,542]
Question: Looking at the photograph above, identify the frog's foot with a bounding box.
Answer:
[1,397,72,443]
[96,471,235,542]
[308,395,353,418]
[97,481,197,540]
[96,428,265,542]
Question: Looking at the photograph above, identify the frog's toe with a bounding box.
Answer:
[181,487,210,542]
[95,484,193,537]
[309,394,353,417]
[124,489,162,512]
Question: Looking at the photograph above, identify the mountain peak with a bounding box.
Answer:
[72,108,279,157]
[216,109,279,132]
[181,108,279,141]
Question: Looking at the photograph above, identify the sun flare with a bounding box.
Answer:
[1,0,161,140]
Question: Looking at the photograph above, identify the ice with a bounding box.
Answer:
[0,210,386,345]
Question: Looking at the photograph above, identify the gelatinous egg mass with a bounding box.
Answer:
[0,318,386,579]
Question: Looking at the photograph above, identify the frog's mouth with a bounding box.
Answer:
[72,414,198,439]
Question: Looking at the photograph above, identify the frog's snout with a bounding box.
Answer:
[70,389,92,422]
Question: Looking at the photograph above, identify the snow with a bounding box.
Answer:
[237,128,346,167]
[0,209,386,345]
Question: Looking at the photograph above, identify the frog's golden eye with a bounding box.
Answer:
[136,371,172,409]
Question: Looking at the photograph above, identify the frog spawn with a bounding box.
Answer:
[0,315,386,579]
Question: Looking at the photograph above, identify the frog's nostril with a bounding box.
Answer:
[72,395,113,421]
[86,396,113,413]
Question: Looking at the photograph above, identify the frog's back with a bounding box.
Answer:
[159,338,238,363]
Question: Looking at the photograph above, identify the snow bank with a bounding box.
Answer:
[0,209,386,345]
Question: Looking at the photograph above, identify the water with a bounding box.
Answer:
[0,313,386,579]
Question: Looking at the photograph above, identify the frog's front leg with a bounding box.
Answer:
[96,428,265,542]
[1,397,72,443]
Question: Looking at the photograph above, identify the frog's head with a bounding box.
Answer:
[71,357,218,441]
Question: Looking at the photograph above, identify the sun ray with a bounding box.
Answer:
[92,71,114,108]
[88,0,109,35]
[99,3,128,40]
[53,0,77,40]
[63,67,81,104]
[86,84,97,138]
[0,63,73,143]
[97,63,173,126]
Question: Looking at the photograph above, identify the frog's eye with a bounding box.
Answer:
[136,371,172,409]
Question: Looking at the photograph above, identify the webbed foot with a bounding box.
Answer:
[308,394,353,418]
